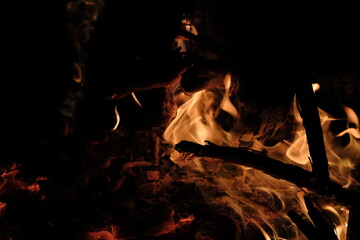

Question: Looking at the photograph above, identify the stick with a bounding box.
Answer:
[175,140,359,207]
[296,79,330,181]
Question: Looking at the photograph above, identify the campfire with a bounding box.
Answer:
[1,1,360,240]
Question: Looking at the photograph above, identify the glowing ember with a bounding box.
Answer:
[73,63,82,84]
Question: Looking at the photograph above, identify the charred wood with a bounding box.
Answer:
[296,79,330,181]
[175,140,360,207]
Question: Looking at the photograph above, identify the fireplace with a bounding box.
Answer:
[1,1,360,239]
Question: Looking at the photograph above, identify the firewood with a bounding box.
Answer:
[174,140,360,207]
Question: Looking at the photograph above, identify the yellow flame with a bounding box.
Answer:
[131,92,143,108]
[337,105,360,139]
[220,74,238,118]
[163,75,239,163]
[112,106,120,131]
[343,105,359,127]
[164,90,231,147]
[312,83,320,92]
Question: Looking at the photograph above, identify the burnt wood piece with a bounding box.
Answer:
[175,140,360,207]
[296,79,330,181]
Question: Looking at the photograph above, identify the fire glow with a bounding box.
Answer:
[3,1,360,239]
[163,75,359,240]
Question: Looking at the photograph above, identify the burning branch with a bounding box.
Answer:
[175,140,360,207]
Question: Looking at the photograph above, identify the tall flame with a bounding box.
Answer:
[163,74,237,166]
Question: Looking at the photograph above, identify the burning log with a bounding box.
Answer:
[174,140,360,207]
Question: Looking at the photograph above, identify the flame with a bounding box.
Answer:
[131,92,143,108]
[312,83,320,92]
[220,74,238,118]
[337,105,360,139]
[163,74,237,166]
[112,105,120,131]
[164,74,236,147]
[164,90,230,146]
[163,79,358,239]
[163,75,302,238]
[322,204,348,240]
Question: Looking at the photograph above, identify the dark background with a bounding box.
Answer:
[2,1,359,144]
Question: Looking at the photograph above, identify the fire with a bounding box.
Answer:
[312,83,320,92]
[220,74,238,118]
[337,105,360,139]
[131,92,143,108]
[163,74,236,147]
[163,76,358,239]
[112,105,120,131]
